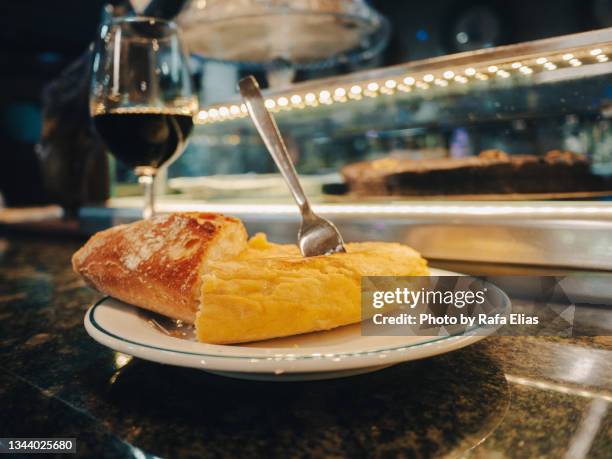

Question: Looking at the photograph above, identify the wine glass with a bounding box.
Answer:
[90,17,197,219]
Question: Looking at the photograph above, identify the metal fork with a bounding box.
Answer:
[239,76,346,257]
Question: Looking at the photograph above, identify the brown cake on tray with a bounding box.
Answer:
[341,150,612,197]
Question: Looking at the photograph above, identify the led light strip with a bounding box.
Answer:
[195,45,612,125]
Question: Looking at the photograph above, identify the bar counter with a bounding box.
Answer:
[1,233,611,458]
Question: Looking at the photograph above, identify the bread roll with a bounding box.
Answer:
[72,212,247,322]
[197,234,428,344]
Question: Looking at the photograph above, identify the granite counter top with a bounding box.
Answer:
[0,233,610,458]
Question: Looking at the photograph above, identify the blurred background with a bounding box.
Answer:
[1,0,611,207]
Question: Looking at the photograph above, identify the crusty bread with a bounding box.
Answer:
[72,212,247,322]
[197,233,428,344]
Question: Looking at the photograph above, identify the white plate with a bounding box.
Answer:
[84,269,507,381]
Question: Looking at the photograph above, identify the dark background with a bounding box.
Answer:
[0,0,611,206]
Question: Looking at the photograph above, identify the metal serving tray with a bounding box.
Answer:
[80,200,612,271]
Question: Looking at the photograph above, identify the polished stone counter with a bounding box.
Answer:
[0,233,610,458]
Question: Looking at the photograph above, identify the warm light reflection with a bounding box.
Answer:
[146,201,612,219]
[506,375,612,402]
[114,352,133,369]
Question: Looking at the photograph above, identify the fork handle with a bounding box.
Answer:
[239,76,313,215]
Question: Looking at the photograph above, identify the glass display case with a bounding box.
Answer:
[92,28,612,270]
[174,28,612,177]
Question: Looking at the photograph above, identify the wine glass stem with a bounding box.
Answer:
[138,174,155,219]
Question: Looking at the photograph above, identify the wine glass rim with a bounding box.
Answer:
[111,16,177,28]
